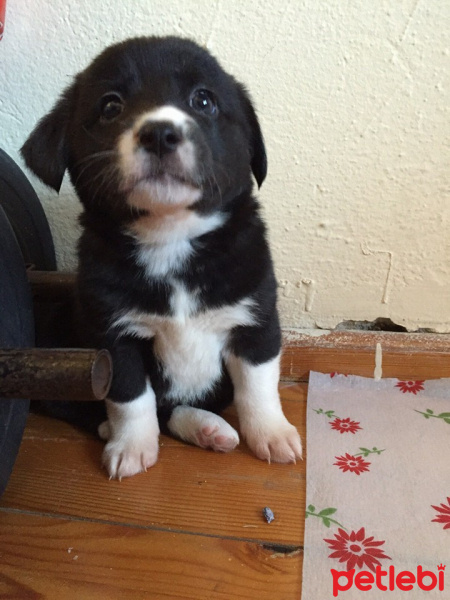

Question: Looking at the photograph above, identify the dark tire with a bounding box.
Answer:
[0,205,33,496]
[0,148,56,271]
[0,148,62,347]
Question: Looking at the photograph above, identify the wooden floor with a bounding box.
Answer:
[1,332,449,599]
[0,386,305,600]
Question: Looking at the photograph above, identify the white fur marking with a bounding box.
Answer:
[127,178,202,210]
[170,281,200,320]
[226,353,302,463]
[101,380,160,479]
[112,294,256,402]
[167,406,239,452]
[128,211,226,278]
[137,106,193,131]
[135,237,194,278]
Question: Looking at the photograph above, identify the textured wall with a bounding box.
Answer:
[1,0,449,331]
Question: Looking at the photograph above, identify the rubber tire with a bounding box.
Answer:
[0,148,56,271]
[0,204,33,497]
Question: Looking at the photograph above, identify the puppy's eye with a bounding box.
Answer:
[189,89,218,115]
[100,93,124,121]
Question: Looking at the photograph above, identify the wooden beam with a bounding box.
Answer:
[281,330,450,381]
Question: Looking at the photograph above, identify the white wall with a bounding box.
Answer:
[2,0,449,332]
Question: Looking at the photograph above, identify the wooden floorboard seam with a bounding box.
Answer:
[0,506,300,549]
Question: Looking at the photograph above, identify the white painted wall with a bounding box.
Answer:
[1,0,449,332]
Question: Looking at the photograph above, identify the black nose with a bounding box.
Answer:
[137,121,183,157]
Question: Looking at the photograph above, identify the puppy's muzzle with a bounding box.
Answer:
[138,121,183,158]
[119,107,204,209]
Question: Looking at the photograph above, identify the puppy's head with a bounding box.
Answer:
[21,37,267,221]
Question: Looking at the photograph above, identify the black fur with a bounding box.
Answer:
[22,36,279,435]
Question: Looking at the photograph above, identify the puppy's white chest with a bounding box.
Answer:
[113,283,255,401]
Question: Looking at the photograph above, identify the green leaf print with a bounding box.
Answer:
[305,505,346,529]
[354,447,385,457]
[313,408,339,419]
[318,508,338,517]
[415,409,450,425]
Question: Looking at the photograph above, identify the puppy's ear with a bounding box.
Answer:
[237,85,267,188]
[21,84,75,193]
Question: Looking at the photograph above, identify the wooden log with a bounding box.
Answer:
[27,270,76,301]
[0,349,112,401]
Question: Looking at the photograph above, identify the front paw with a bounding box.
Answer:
[244,418,302,464]
[102,436,159,479]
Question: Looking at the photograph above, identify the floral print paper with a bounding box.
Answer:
[302,372,450,599]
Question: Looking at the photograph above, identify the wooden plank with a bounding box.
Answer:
[1,387,307,547]
[283,330,450,352]
[0,511,302,600]
[281,330,450,381]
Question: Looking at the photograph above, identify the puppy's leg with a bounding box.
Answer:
[226,351,302,464]
[97,339,160,479]
[167,406,239,452]
[101,379,160,479]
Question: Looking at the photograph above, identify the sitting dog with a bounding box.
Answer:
[22,36,302,479]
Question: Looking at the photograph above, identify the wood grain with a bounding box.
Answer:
[0,512,302,600]
[2,339,448,600]
[281,330,450,381]
[1,387,307,547]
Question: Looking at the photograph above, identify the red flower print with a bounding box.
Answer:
[334,453,371,475]
[395,380,425,394]
[330,417,362,434]
[432,497,450,530]
[324,527,391,572]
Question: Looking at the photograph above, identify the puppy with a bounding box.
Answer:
[22,36,302,479]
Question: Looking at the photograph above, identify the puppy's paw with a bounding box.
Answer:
[244,418,302,464]
[168,406,239,453]
[102,436,159,479]
[195,422,240,453]
[98,420,111,441]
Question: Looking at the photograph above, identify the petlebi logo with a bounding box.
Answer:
[331,564,446,597]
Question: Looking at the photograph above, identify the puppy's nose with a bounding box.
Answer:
[138,121,183,157]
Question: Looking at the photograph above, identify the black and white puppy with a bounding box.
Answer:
[22,36,302,479]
